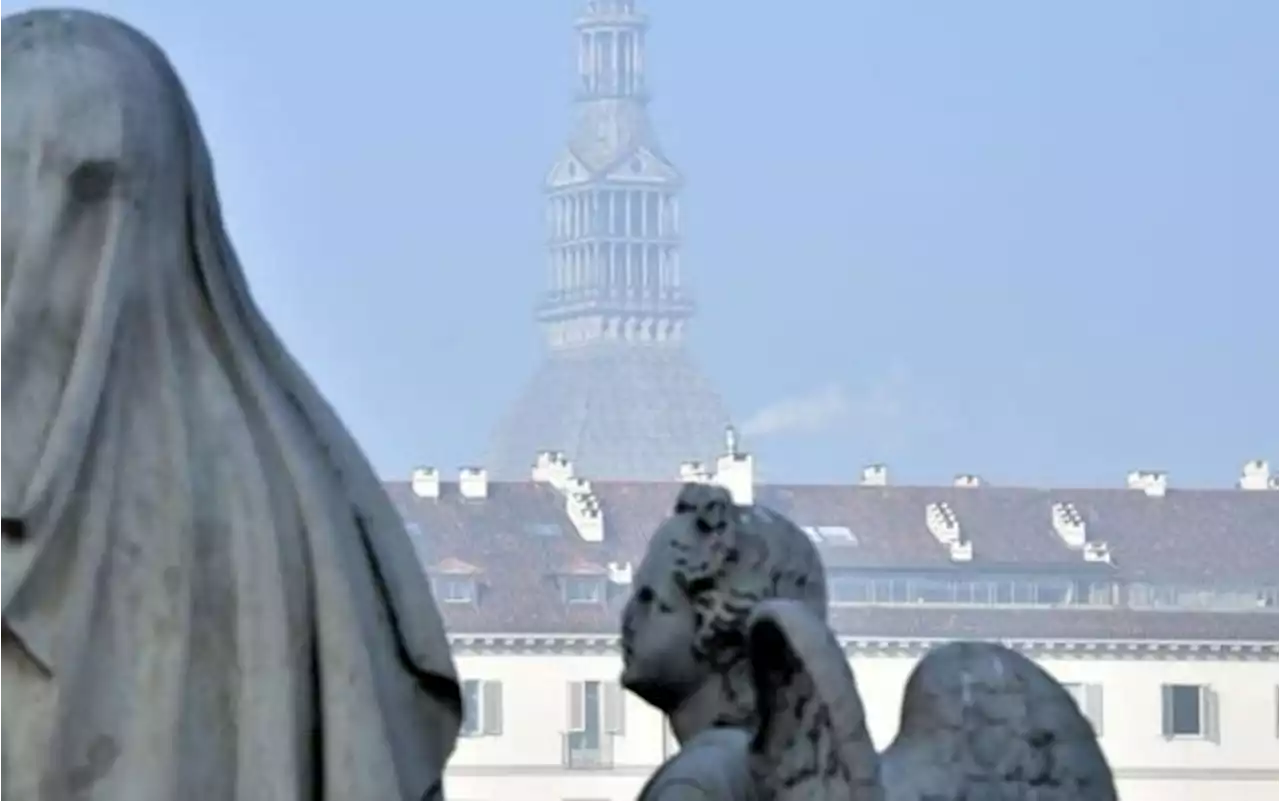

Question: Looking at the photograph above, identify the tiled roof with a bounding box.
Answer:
[386,480,1279,643]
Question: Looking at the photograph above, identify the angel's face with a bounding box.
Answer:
[619,518,709,712]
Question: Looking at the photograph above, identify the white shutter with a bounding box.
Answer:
[1084,684,1104,736]
[482,681,504,735]
[603,681,626,735]
[1160,684,1174,738]
[1274,684,1278,739]
[567,681,586,732]
[1203,687,1220,743]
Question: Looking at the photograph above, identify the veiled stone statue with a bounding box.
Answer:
[623,484,1117,801]
[1,10,461,800]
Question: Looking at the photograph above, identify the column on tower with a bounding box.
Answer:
[554,188,602,298]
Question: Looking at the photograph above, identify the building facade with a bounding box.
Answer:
[472,4,1276,797]
[394,453,1280,801]
[487,0,730,480]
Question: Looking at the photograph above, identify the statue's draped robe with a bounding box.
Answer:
[1,12,461,800]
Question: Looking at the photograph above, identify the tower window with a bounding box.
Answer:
[611,191,626,235]
[629,190,643,236]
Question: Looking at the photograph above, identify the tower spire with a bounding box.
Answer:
[487,1,732,480]
[575,0,648,101]
[539,0,692,350]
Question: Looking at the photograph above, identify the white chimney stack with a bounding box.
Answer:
[1239,460,1271,491]
[1051,502,1087,548]
[715,426,755,506]
[410,467,440,500]
[1126,470,1168,498]
[459,467,489,500]
[532,450,575,490]
[925,502,961,544]
[860,464,888,487]
[679,460,712,484]
[606,561,633,585]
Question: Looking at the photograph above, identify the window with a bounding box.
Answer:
[825,571,1122,609]
[1161,684,1217,740]
[437,577,476,604]
[564,576,605,604]
[611,191,626,235]
[829,575,872,604]
[525,522,564,538]
[1061,682,1105,735]
[460,679,503,737]
[565,680,625,768]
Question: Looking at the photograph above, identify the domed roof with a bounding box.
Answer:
[487,343,730,481]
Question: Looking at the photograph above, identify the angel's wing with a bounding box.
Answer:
[746,599,883,801]
[879,641,1117,801]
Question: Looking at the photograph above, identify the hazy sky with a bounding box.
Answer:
[10,0,1276,487]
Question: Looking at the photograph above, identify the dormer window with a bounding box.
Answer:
[437,577,476,604]
[564,576,605,604]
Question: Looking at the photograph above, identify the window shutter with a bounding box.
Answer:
[482,681,504,735]
[603,681,626,735]
[461,679,480,736]
[1085,684,1104,737]
[1274,684,1278,739]
[567,681,586,732]
[1203,687,1220,744]
[1160,684,1174,738]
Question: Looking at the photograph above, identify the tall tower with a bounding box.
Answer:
[487,0,730,480]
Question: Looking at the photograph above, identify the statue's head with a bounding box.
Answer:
[3,10,193,255]
[620,482,828,722]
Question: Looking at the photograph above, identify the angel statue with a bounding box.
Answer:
[622,483,1117,801]
[620,482,841,799]
[746,602,1118,801]
[2,10,461,800]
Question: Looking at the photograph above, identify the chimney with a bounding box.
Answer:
[714,425,755,506]
[925,502,961,545]
[606,561,634,585]
[564,478,604,542]
[459,467,489,500]
[410,467,440,500]
[1051,502,1086,548]
[860,464,888,487]
[1125,470,1168,498]
[532,450,575,491]
[954,474,982,488]
[1083,541,1112,564]
[679,460,712,484]
[1239,460,1271,491]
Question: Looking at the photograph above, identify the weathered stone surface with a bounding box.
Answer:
[626,484,1118,801]
[880,641,1117,801]
[622,483,829,800]
[746,616,1119,801]
[1,9,461,799]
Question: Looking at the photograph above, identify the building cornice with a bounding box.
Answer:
[444,763,1278,781]
[447,633,1278,660]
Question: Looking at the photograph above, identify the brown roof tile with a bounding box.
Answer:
[385,480,1279,643]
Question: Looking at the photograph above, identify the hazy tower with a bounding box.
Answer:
[488,0,730,480]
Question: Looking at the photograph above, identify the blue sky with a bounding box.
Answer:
[12,0,1276,487]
